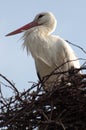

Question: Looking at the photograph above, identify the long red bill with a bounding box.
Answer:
[6,21,38,36]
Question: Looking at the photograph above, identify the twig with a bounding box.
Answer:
[66,40,86,54]
[0,74,19,94]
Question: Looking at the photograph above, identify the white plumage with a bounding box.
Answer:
[6,12,81,90]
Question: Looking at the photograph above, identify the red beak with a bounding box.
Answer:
[6,21,38,36]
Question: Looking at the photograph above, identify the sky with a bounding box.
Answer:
[0,0,86,97]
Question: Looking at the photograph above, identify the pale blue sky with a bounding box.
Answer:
[0,0,86,96]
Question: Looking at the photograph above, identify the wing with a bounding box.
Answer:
[54,36,81,71]
[37,71,41,81]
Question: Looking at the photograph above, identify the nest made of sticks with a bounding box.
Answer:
[0,66,86,130]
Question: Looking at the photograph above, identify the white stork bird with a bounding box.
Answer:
[6,12,81,90]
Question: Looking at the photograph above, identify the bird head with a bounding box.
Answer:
[6,12,57,36]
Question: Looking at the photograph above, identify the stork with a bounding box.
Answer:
[6,12,81,90]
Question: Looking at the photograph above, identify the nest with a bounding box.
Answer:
[0,67,86,130]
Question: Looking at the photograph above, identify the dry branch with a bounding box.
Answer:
[0,67,86,130]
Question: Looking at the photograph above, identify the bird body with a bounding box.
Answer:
[6,12,81,90]
[23,30,80,78]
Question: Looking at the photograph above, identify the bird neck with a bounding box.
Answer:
[37,26,52,35]
[22,27,50,56]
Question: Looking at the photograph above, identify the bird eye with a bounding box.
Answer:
[38,14,44,19]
